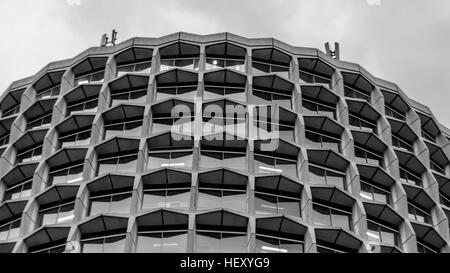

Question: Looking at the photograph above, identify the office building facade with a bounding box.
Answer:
[0,32,449,253]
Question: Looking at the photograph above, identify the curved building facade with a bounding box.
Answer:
[0,32,449,253]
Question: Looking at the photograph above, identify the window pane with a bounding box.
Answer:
[224,153,246,170]
[331,209,351,230]
[136,233,161,253]
[82,239,103,253]
[103,236,126,253]
[309,166,326,185]
[255,194,278,215]
[221,234,247,253]
[142,191,166,210]
[110,193,132,214]
[278,197,301,218]
[165,190,190,209]
[195,233,221,253]
[40,208,59,226]
[147,153,170,169]
[97,158,118,175]
[162,232,188,253]
[222,191,247,213]
[118,155,137,173]
[312,204,331,226]
[90,196,111,215]
[200,152,222,169]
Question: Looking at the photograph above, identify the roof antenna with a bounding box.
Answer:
[100,29,118,47]
[325,42,340,60]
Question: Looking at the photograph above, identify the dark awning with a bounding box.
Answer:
[36,185,79,207]
[307,150,349,172]
[72,57,108,77]
[252,48,291,66]
[311,186,355,208]
[142,168,191,189]
[205,42,246,59]
[65,84,102,104]
[204,69,246,87]
[256,216,306,241]
[253,75,293,94]
[159,42,200,59]
[342,72,374,94]
[198,169,248,190]
[95,137,139,157]
[196,210,248,232]
[87,174,135,194]
[115,47,153,66]
[137,209,188,231]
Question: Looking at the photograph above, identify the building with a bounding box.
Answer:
[0,32,449,253]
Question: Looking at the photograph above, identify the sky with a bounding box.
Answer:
[0,0,449,125]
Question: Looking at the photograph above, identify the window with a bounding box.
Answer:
[256,235,303,253]
[206,57,245,71]
[81,234,126,253]
[312,202,352,230]
[422,130,436,143]
[38,201,75,227]
[160,58,199,71]
[2,105,20,117]
[195,231,248,253]
[430,159,446,175]
[59,129,91,148]
[104,118,143,139]
[136,231,187,253]
[399,167,422,187]
[27,113,52,130]
[255,192,301,218]
[302,98,336,120]
[200,150,246,170]
[253,88,291,109]
[316,244,346,253]
[252,61,289,78]
[156,85,197,101]
[198,188,247,212]
[89,191,132,215]
[74,71,105,86]
[254,155,297,178]
[439,193,450,208]
[31,244,66,253]
[360,180,391,205]
[349,114,377,133]
[344,86,370,102]
[147,151,193,170]
[111,88,147,106]
[142,188,190,210]
[48,163,84,185]
[0,219,21,241]
[417,241,438,253]
[97,153,138,176]
[204,85,246,101]
[366,220,399,247]
[354,146,384,168]
[254,120,295,143]
[385,105,405,121]
[16,145,43,164]
[36,85,60,100]
[408,203,431,224]
[203,109,246,137]
[0,134,10,146]
[305,129,340,153]
[299,70,331,88]
[392,134,414,153]
[67,97,98,115]
[152,114,194,135]
[117,61,152,77]
[3,179,32,202]
[309,165,346,190]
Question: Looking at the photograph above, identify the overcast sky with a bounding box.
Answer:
[1,0,449,125]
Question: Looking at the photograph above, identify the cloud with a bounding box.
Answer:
[0,0,449,125]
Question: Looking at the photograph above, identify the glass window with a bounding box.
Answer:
[152,116,194,135]
[16,145,43,164]
[0,219,21,241]
[3,179,32,202]
[89,191,132,215]
[206,58,245,71]
[256,235,303,253]
[302,98,336,120]
[417,241,438,253]
[392,134,414,153]
[385,105,406,121]
[344,86,371,102]
[252,61,289,78]
[27,113,52,130]
[38,202,75,227]
[305,130,340,153]
[160,58,199,72]
[59,129,91,148]
[349,114,377,133]
[156,85,197,101]
[312,203,352,230]
[354,146,384,168]
[408,203,432,224]
[97,153,138,176]
[117,61,152,77]
[255,155,298,178]
[204,86,246,101]
[74,70,105,86]
[67,97,98,116]
[399,167,422,187]
[142,189,190,210]
[36,85,60,100]
[366,220,399,247]
[309,165,346,190]
[200,151,246,170]
[136,232,187,253]
[255,192,301,218]
[195,232,248,253]
[359,181,391,205]
[254,120,295,143]
[48,163,84,186]
[0,134,10,146]
[253,89,291,109]
[111,88,147,106]
[81,235,126,253]
[198,189,247,212]
[104,119,143,139]
[2,105,20,117]
[299,70,331,88]
[147,151,193,170]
